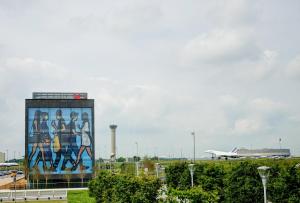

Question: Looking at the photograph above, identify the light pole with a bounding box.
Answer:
[258,166,270,203]
[135,142,139,159]
[155,163,160,178]
[6,149,8,162]
[135,161,139,176]
[134,142,139,176]
[188,164,195,187]
[191,132,195,163]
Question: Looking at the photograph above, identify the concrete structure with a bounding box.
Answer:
[237,148,291,157]
[0,152,5,163]
[110,124,117,162]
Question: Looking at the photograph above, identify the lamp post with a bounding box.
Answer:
[155,163,160,178]
[257,166,270,203]
[135,161,139,176]
[188,164,195,187]
[135,142,139,158]
[191,132,195,163]
[135,142,139,176]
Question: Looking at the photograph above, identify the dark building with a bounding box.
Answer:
[25,92,95,188]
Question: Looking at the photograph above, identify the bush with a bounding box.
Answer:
[89,171,162,203]
[165,162,225,200]
[168,186,219,203]
[224,161,263,203]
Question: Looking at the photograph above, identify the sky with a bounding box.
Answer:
[0,0,300,160]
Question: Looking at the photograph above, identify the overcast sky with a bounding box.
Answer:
[1,0,300,160]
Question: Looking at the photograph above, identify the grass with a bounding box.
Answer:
[25,201,67,203]
[17,190,94,203]
[67,190,96,203]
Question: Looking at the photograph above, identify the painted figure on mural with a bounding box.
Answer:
[51,109,67,171]
[33,112,54,170]
[60,112,79,170]
[28,110,46,168]
[72,112,92,171]
[69,112,80,159]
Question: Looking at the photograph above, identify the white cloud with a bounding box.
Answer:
[213,0,260,27]
[233,118,261,134]
[0,57,66,77]
[180,29,259,65]
[286,54,300,79]
[250,97,283,112]
[220,95,239,106]
[103,1,162,34]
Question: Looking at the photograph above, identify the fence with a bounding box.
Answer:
[0,188,74,202]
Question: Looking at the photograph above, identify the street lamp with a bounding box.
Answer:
[257,166,270,203]
[191,132,195,163]
[188,164,195,187]
[160,166,166,182]
[135,142,139,158]
[136,161,139,176]
[155,163,160,178]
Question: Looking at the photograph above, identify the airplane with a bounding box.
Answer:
[205,147,239,160]
[0,162,19,167]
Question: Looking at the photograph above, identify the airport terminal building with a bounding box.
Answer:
[237,148,291,158]
[25,92,95,188]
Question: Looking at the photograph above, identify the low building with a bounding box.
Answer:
[237,148,291,157]
[0,152,5,163]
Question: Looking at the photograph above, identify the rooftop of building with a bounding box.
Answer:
[32,92,88,100]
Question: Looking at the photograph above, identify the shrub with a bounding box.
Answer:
[89,171,161,203]
[168,186,219,203]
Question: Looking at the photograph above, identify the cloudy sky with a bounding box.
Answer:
[1,0,300,160]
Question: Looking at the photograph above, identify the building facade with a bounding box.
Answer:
[237,148,291,157]
[0,152,5,163]
[25,92,95,188]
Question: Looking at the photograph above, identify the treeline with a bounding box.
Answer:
[88,159,300,202]
[165,159,300,202]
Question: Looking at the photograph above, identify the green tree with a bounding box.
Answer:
[165,162,188,189]
[117,157,126,162]
[224,161,263,203]
[89,171,161,203]
[89,171,116,202]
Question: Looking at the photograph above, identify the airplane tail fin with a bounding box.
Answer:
[231,147,238,153]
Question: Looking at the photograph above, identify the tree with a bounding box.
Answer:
[225,161,263,203]
[165,162,188,189]
[117,157,126,162]
[63,170,72,188]
[133,156,141,162]
[43,169,50,189]
[23,156,30,189]
[89,171,116,202]
[89,171,161,203]
[32,166,41,189]
[78,165,86,188]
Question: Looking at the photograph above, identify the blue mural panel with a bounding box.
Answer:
[27,108,93,175]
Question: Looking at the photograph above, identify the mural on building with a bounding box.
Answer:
[27,108,93,175]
